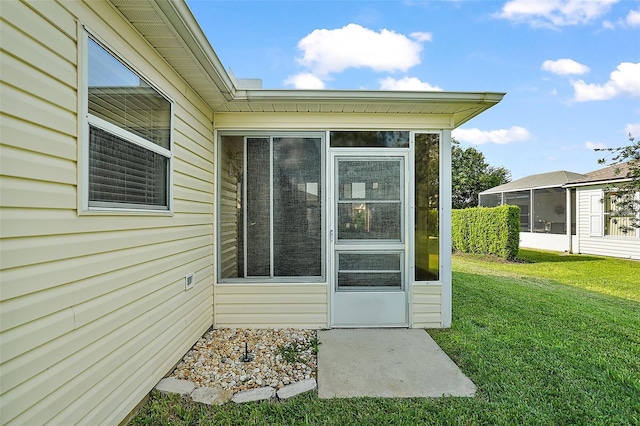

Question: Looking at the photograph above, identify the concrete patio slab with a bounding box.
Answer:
[317,329,476,399]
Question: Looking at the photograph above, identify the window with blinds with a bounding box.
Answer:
[605,192,637,237]
[86,37,172,210]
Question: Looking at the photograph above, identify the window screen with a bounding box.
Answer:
[337,159,402,241]
[330,131,409,148]
[505,191,531,232]
[414,133,439,281]
[87,37,171,210]
[532,188,566,234]
[219,135,323,280]
[337,252,402,289]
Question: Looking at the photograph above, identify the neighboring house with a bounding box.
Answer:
[564,162,640,260]
[479,170,587,252]
[0,0,503,424]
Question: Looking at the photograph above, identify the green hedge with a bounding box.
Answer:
[452,205,520,260]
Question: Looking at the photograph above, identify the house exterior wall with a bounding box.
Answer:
[215,284,329,328]
[411,284,443,328]
[575,185,640,260]
[0,1,215,424]
[519,232,569,252]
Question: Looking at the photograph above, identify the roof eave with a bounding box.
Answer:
[151,0,237,101]
[564,177,632,188]
[114,0,504,123]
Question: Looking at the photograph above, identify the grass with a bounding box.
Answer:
[129,249,639,425]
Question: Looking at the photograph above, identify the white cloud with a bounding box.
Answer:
[496,0,619,28]
[627,9,640,26]
[410,31,433,42]
[378,76,442,91]
[296,23,426,77]
[542,58,590,75]
[625,123,640,137]
[585,141,608,150]
[572,62,640,101]
[284,72,326,89]
[602,20,615,29]
[452,126,532,145]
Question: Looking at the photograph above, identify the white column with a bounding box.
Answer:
[441,129,452,328]
[566,187,572,253]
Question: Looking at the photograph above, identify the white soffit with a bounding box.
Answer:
[110,0,505,126]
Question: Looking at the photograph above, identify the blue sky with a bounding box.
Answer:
[186,0,640,179]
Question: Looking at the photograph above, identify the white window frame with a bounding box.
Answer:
[79,29,174,214]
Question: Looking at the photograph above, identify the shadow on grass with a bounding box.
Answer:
[517,249,604,264]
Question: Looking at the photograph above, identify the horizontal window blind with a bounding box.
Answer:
[89,126,168,208]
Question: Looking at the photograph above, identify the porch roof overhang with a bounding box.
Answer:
[109,0,504,127]
[480,170,588,195]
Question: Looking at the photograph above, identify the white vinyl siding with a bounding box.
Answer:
[412,284,443,328]
[0,1,214,424]
[575,186,640,260]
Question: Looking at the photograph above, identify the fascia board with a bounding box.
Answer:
[154,0,236,100]
[563,177,633,188]
[235,89,505,104]
[481,183,568,195]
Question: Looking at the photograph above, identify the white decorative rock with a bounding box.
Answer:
[276,379,317,400]
[155,378,195,396]
[231,386,276,403]
[191,387,233,405]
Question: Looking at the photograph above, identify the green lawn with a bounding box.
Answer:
[130,250,639,425]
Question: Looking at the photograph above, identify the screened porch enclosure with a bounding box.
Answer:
[217,130,443,327]
[480,187,577,235]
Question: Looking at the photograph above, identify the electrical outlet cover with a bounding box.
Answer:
[185,273,195,290]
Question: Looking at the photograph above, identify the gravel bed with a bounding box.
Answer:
[170,328,317,394]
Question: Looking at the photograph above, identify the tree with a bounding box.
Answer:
[595,133,640,234]
[451,138,511,209]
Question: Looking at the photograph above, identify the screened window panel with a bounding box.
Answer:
[330,131,409,148]
[246,138,271,276]
[89,126,167,208]
[273,138,322,276]
[414,133,439,281]
[338,161,401,200]
[339,253,401,270]
[479,193,501,207]
[220,135,324,280]
[337,159,402,241]
[338,272,402,288]
[219,136,244,278]
[338,203,401,240]
[533,188,566,234]
[337,252,402,289]
[88,38,170,149]
[505,191,530,232]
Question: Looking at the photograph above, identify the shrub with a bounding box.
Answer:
[452,205,520,259]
